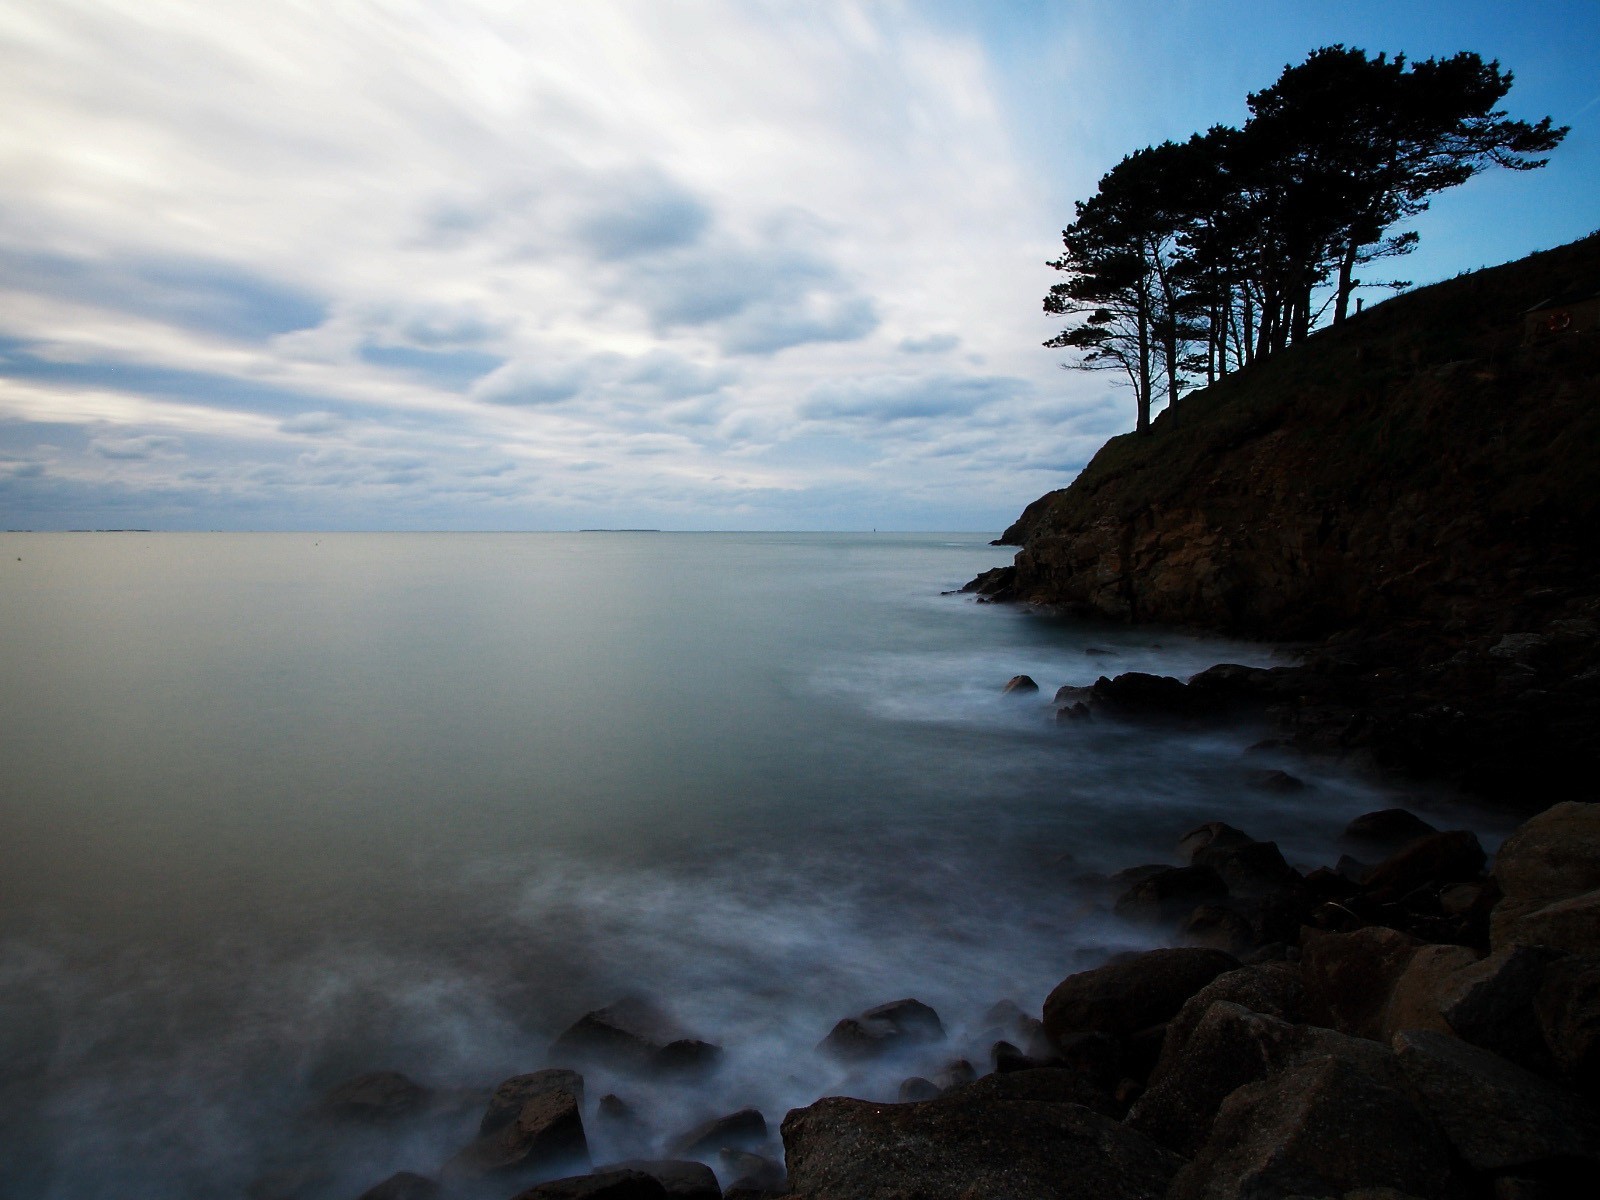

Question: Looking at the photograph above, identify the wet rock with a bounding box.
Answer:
[322,1071,430,1122]
[1055,699,1092,722]
[649,1040,722,1079]
[1177,821,1255,863]
[1302,926,1424,1039]
[669,1108,767,1158]
[1380,943,1479,1040]
[931,1058,975,1090]
[480,1070,586,1138]
[596,1094,641,1127]
[1054,683,1094,704]
[1167,1055,1454,1200]
[355,1173,439,1200]
[1193,840,1303,899]
[781,1086,1183,1200]
[1536,954,1600,1095]
[1002,674,1039,694]
[1043,947,1239,1044]
[1344,809,1440,852]
[445,1077,588,1182]
[989,1039,1039,1073]
[718,1149,786,1194]
[550,997,712,1075]
[818,998,943,1061]
[605,1161,719,1200]
[1090,672,1204,720]
[511,1170,667,1200]
[1114,865,1229,925]
[1365,830,1487,899]
[1393,1028,1600,1173]
[961,565,1015,599]
[897,1076,940,1102]
[1491,802,1600,950]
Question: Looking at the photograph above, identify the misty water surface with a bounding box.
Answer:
[0,533,1506,1200]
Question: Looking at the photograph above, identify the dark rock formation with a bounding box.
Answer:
[1113,865,1229,925]
[1491,801,1600,951]
[604,1161,720,1200]
[1043,947,1239,1044]
[668,1108,767,1158]
[818,998,943,1061]
[444,1073,588,1182]
[510,1170,668,1200]
[550,997,718,1077]
[1300,926,1423,1039]
[1001,674,1038,694]
[322,1071,430,1122]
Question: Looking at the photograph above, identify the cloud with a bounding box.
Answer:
[801,374,1027,423]
[280,412,345,436]
[576,174,713,261]
[899,333,960,354]
[89,434,184,460]
[471,359,589,407]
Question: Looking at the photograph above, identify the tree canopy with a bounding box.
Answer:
[1046,47,1567,433]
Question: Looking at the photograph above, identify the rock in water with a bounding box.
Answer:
[1343,808,1439,852]
[1043,948,1239,1044]
[479,1070,585,1137]
[602,1161,720,1200]
[322,1071,430,1121]
[668,1108,767,1158]
[1002,674,1039,694]
[550,997,719,1076]
[510,1170,667,1200]
[818,997,944,1061]
[782,1088,1182,1200]
[445,1078,588,1181]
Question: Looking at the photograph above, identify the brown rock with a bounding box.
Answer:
[897,1076,940,1102]
[1380,943,1479,1040]
[1178,822,1255,863]
[445,1083,588,1181]
[669,1108,767,1158]
[550,997,706,1074]
[818,997,943,1061]
[1344,809,1440,852]
[781,1088,1183,1200]
[1491,802,1600,949]
[1365,830,1487,899]
[1150,962,1305,1084]
[480,1070,585,1138]
[1536,953,1600,1094]
[1438,943,1567,1067]
[1167,1055,1454,1200]
[1043,947,1240,1044]
[1002,674,1039,693]
[1502,889,1600,956]
[1193,840,1303,898]
[1301,926,1424,1039]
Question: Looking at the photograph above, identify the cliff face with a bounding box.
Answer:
[995,233,1600,644]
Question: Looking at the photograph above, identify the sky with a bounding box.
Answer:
[1,1,1596,532]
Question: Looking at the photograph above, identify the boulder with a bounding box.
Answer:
[1437,943,1566,1067]
[1380,944,1479,1040]
[355,1173,440,1200]
[1536,953,1600,1094]
[1090,672,1203,720]
[510,1171,668,1200]
[1056,701,1092,722]
[781,1088,1183,1200]
[1393,1028,1600,1173]
[949,1063,1117,1116]
[550,998,715,1076]
[1343,809,1440,852]
[605,1160,720,1200]
[1150,962,1305,1083]
[1192,840,1303,898]
[480,1070,586,1138]
[444,1079,588,1181]
[818,998,943,1061]
[322,1071,430,1122]
[1178,822,1255,863]
[1167,1055,1454,1200]
[931,1058,975,1090]
[1301,926,1423,1039]
[1002,674,1039,693]
[1364,830,1487,899]
[718,1149,786,1194]
[1490,801,1600,949]
[649,1040,722,1078]
[669,1108,767,1158]
[1182,904,1259,957]
[1114,865,1229,925]
[1501,889,1600,956]
[1043,948,1240,1044]
[897,1076,940,1102]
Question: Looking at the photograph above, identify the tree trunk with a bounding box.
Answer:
[1334,238,1359,324]
[1136,292,1152,434]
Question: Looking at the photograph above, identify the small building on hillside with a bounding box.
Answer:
[1523,288,1600,343]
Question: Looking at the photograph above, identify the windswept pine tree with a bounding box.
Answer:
[1047,47,1567,431]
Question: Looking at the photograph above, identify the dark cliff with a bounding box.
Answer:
[980,233,1600,800]
[993,232,1600,643]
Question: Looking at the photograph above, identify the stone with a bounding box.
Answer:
[1183,903,1259,957]
[1056,701,1092,722]
[1193,840,1303,898]
[1167,1055,1454,1200]
[718,1149,785,1194]
[1380,944,1479,1040]
[1393,1028,1600,1172]
[1343,809,1440,851]
[480,1070,586,1138]
[948,1064,1117,1115]
[1536,953,1600,1093]
[1178,822,1255,863]
[550,997,708,1074]
[355,1173,440,1200]
[668,1108,767,1158]
[1439,883,1483,915]
[1114,865,1229,925]
[897,1076,940,1102]
[1002,674,1039,693]
[444,1081,588,1181]
[818,998,942,1061]
[322,1071,430,1121]
[649,1040,722,1078]
[604,1161,719,1200]
[1042,947,1240,1044]
[1150,962,1305,1083]
[1491,802,1600,949]
[1090,672,1203,720]
[510,1170,668,1200]
[1301,926,1424,1039]
[1437,943,1566,1066]
[1364,830,1487,899]
[931,1058,975,1090]
[781,1087,1183,1200]
[1503,889,1600,956]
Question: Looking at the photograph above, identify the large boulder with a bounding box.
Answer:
[1167,1055,1455,1200]
[946,1064,1118,1117]
[354,1174,439,1200]
[1536,953,1600,1094]
[603,1161,720,1200]
[1192,840,1303,898]
[479,1070,585,1138]
[550,998,719,1077]
[509,1171,668,1200]
[1436,943,1567,1067]
[1393,1028,1600,1173]
[781,1089,1183,1200]
[1343,809,1440,854]
[444,1075,588,1182]
[1150,962,1306,1083]
[1301,926,1423,1039]
[668,1108,767,1158]
[1113,866,1230,925]
[818,998,943,1061]
[1379,944,1479,1040]
[1178,822,1255,863]
[1491,802,1600,949]
[1363,830,1487,899]
[1501,889,1600,956]
[1043,948,1240,1044]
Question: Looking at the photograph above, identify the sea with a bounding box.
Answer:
[0,532,1507,1199]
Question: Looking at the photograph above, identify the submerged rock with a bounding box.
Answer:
[668,1108,767,1158]
[818,997,944,1061]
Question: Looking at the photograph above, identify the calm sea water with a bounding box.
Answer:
[0,533,1501,1199]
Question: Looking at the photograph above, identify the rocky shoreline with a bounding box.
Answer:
[284,759,1597,1200]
